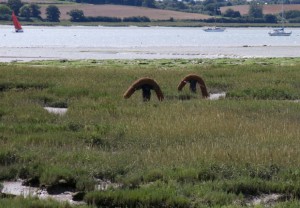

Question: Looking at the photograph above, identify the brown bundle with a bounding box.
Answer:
[177,74,209,98]
[123,77,164,101]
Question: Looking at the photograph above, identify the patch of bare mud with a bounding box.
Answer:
[0,180,85,205]
[235,194,290,207]
[1,180,38,197]
[166,92,226,101]
[208,92,226,100]
[94,178,122,191]
[1,179,122,205]
[44,107,68,115]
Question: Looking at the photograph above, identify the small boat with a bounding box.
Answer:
[268,27,292,36]
[203,27,225,32]
[203,7,225,32]
[268,2,291,36]
[12,12,23,33]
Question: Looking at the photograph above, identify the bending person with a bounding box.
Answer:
[124,77,164,101]
[177,74,209,98]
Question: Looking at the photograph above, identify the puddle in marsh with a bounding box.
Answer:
[242,193,290,207]
[1,179,122,205]
[0,180,85,205]
[2,180,290,207]
[208,92,226,100]
[1,180,38,196]
[166,92,226,101]
[44,107,68,115]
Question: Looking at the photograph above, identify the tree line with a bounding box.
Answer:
[0,0,151,23]
[60,0,156,7]
[1,0,300,23]
[0,0,61,22]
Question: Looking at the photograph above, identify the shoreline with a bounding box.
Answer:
[1,45,300,62]
[2,21,300,28]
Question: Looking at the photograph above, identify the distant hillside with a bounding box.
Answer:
[0,0,210,21]
[221,4,300,15]
[37,4,211,20]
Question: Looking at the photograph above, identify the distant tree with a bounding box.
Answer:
[264,14,277,23]
[46,5,60,22]
[123,0,143,6]
[182,0,194,3]
[142,0,156,8]
[202,0,215,6]
[19,4,31,19]
[123,16,151,22]
[223,8,233,17]
[29,3,41,18]
[177,1,188,9]
[7,0,23,15]
[223,8,241,17]
[204,3,217,15]
[203,0,226,6]
[0,5,12,15]
[248,2,263,18]
[68,9,85,21]
[285,10,300,19]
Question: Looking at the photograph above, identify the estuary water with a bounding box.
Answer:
[1,25,300,61]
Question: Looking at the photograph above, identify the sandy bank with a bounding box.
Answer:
[1,45,300,62]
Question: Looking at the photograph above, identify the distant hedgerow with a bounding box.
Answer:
[123,16,151,22]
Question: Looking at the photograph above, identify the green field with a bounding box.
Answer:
[0,58,300,207]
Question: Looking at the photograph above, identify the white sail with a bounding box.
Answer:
[268,2,291,36]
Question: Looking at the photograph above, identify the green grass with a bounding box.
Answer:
[0,58,299,207]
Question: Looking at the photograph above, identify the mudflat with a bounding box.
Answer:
[1,45,300,62]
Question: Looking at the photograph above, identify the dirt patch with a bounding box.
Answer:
[44,107,68,115]
[1,180,38,197]
[208,92,226,100]
[1,179,122,204]
[243,194,290,207]
[1,180,85,205]
[94,179,122,191]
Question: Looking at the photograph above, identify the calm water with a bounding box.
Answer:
[1,25,300,47]
[1,25,300,61]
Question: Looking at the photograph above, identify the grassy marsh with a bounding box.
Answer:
[0,58,299,207]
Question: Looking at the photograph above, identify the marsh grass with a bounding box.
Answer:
[0,58,299,207]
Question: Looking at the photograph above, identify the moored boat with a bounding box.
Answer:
[268,2,291,36]
[268,28,291,36]
[203,27,225,32]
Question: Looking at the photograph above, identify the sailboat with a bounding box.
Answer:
[203,7,225,32]
[268,27,291,36]
[12,12,23,33]
[203,27,225,32]
[268,3,291,36]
